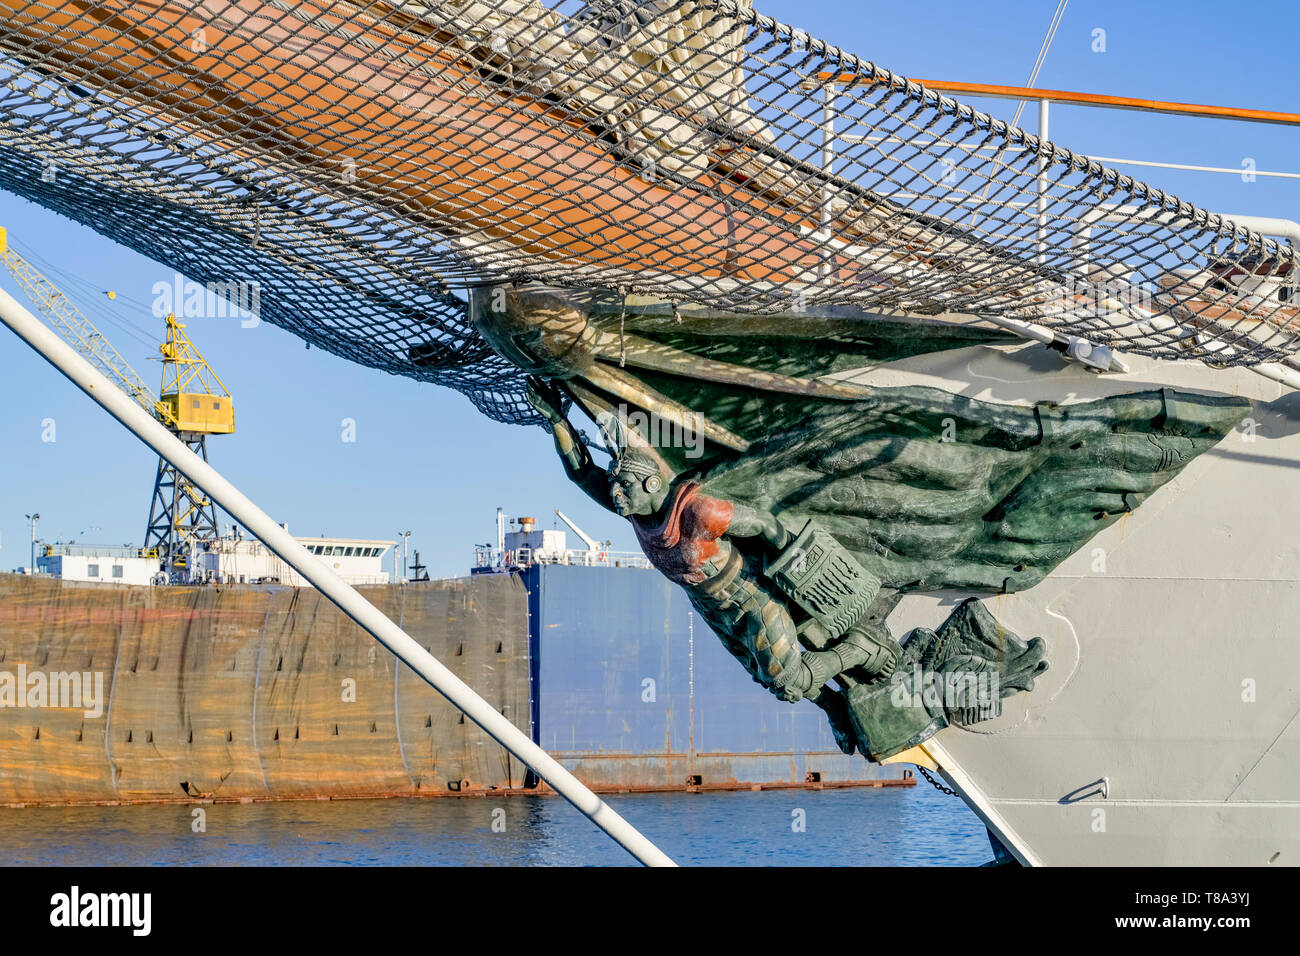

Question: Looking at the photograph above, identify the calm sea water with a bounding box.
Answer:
[0,783,990,866]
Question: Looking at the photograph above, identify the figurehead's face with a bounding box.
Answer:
[609,454,666,517]
[610,471,653,516]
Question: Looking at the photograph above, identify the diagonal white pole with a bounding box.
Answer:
[0,286,675,868]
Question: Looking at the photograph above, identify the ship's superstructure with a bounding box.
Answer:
[474,510,651,572]
[199,532,395,587]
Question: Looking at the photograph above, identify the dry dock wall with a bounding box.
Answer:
[0,572,531,804]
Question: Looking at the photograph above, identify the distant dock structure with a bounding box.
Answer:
[30,531,395,588]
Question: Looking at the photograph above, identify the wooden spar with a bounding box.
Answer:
[583,360,752,452]
[817,74,1300,127]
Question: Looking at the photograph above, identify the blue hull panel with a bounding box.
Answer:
[526,565,897,787]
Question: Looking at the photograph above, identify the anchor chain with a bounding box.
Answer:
[916,764,957,797]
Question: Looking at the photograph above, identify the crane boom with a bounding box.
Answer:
[0,227,168,424]
[0,225,235,583]
[555,509,600,552]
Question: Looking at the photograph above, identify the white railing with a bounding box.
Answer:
[41,543,157,560]
[473,545,651,572]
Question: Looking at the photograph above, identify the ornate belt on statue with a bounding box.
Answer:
[694,547,745,603]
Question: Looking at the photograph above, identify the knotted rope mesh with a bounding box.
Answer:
[1,0,1296,425]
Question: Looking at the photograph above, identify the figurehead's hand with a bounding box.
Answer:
[525,376,566,425]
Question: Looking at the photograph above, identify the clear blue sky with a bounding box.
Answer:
[1,0,1295,578]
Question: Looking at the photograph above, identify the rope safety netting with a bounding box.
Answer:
[0,0,1296,425]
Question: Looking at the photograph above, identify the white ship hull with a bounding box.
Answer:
[850,334,1299,865]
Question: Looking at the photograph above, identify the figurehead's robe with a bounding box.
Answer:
[695,385,1248,593]
[565,307,1250,596]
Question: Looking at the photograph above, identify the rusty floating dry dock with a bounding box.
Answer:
[0,567,908,806]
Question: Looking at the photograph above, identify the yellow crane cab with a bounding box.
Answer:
[156,313,235,434]
[159,392,235,434]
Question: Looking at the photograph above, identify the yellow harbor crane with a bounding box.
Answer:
[0,226,235,582]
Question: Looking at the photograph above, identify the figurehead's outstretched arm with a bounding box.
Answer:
[551,416,613,509]
[527,378,614,511]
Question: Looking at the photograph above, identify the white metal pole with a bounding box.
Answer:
[1037,98,1050,265]
[0,286,675,868]
[820,83,836,281]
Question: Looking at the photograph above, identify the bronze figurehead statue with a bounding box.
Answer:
[527,376,902,754]
[478,289,1247,762]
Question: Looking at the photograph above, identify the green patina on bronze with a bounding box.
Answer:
[847,599,1049,760]
[629,320,1011,381]
[587,300,1021,474]
[483,285,1250,761]
[696,384,1248,593]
